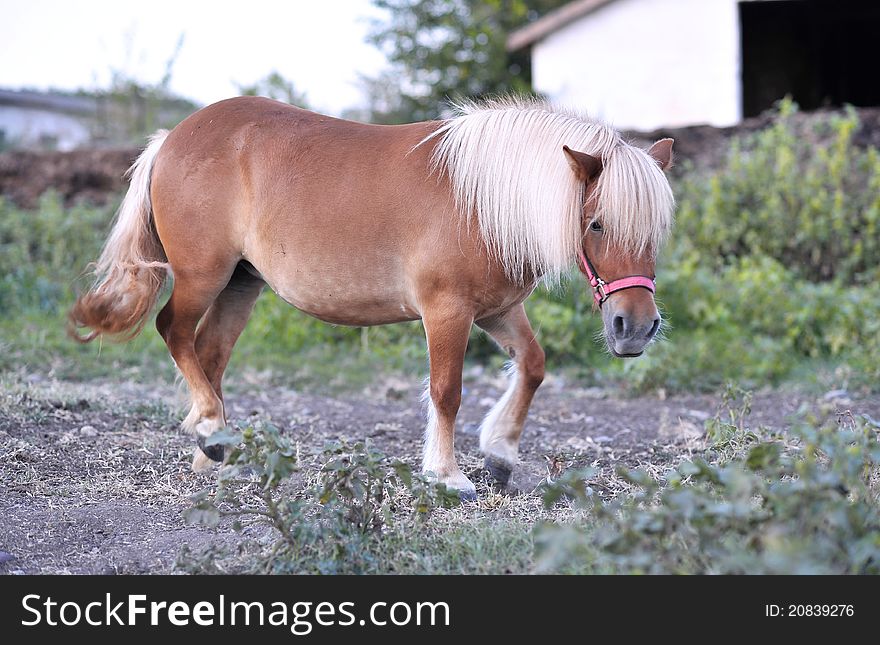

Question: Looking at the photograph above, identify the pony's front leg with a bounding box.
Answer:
[421,306,477,501]
[476,303,545,486]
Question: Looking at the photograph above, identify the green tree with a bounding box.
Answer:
[367,0,566,123]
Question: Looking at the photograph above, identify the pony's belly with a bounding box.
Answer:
[265,274,421,327]
[296,305,420,327]
[288,296,421,326]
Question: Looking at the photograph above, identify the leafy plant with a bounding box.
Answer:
[625,101,880,392]
[536,400,880,574]
[704,382,758,450]
[182,423,458,573]
[674,99,880,285]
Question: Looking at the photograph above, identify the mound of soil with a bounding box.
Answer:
[0,147,138,209]
[627,106,880,174]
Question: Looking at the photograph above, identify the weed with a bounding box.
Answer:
[181,424,459,574]
[536,398,880,574]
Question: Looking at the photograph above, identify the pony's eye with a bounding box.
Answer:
[589,220,603,232]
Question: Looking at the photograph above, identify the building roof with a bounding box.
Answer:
[0,88,97,115]
[507,0,620,51]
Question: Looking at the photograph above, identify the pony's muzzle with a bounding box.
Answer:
[603,295,660,357]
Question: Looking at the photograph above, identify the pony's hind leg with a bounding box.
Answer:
[156,269,234,471]
[475,303,545,486]
[421,304,477,500]
[195,263,265,402]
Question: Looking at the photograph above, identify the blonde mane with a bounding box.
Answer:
[422,97,675,282]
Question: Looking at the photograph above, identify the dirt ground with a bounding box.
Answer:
[1,368,876,575]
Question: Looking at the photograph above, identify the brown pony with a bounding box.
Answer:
[70,96,674,499]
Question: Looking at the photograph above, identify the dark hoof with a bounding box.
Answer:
[197,436,225,462]
[484,457,512,486]
[458,489,478,502]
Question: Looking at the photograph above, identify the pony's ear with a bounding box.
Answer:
[563,145,602,182]
[648,138,674,171]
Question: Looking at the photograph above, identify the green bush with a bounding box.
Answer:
[624,100,880,391]
[533,101,880,389]
[674,99,880,284]
[536,392,880,574]
[626,254,880,390]
[0,193,113,313]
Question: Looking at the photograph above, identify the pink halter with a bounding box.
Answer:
[578,249,656,307]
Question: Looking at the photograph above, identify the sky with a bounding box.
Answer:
[0,0,389,115]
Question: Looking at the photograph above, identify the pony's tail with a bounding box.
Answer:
[69,130,171,343]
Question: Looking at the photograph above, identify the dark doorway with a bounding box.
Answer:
[740,0,880,118]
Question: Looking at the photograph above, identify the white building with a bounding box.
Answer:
[0,88,198,151]
[0,89,95,150]
[509,0,877,130]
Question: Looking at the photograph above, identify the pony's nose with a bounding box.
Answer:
[647,315,661,340]
[608,312,660,357]
[612,314,660,340]
[612,314,625,337]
